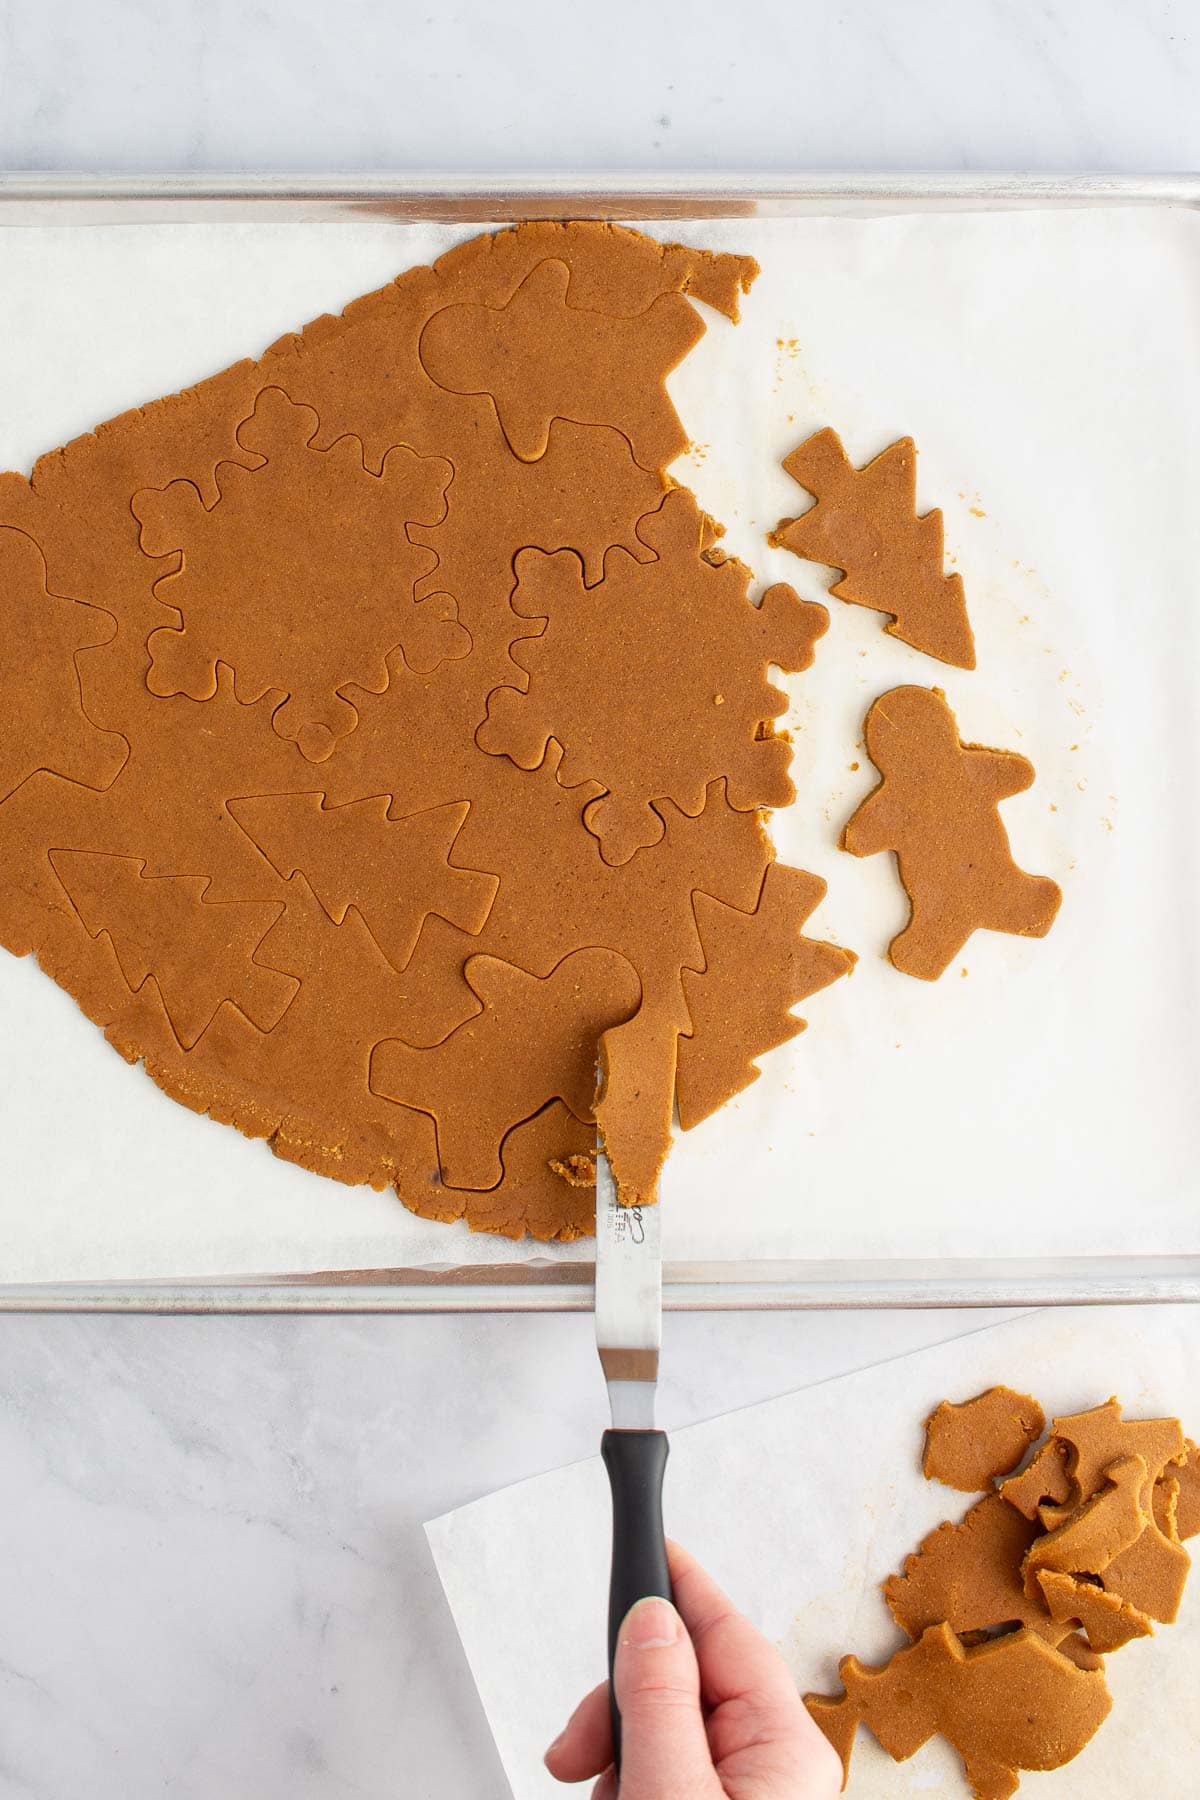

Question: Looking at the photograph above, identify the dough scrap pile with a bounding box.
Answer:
[807,1389,1197,1799]
[0,221,858,1238]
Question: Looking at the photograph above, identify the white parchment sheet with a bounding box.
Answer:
[425,1306,1200,1800]
[1,208,1199,1279]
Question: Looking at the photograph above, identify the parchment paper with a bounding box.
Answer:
[2,206,1199,1279]
[425,1306,1200,1799]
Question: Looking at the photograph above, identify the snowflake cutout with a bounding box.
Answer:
[476,488,828,864]
[132,386,462,763]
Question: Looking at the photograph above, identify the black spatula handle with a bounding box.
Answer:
[602,1428,672,1778]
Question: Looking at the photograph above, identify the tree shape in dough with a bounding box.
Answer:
[806,1622,1111,1800]
[772,428,976,669]
[677,863,855,1130]
[0,526,128,805]
[371,946,641,1190]
[131,386,461,764]
[50,849,297,1050]
[228,792,499,974]
[477,488,828,866]
[842,686,1061,980]
[419,257,706,470]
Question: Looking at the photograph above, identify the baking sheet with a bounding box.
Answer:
[426,1305,1200,1799]
[2,203,1199,1281]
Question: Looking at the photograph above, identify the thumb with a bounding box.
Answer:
[613,1598,719,1798]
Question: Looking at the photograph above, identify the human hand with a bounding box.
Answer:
[544,1540,843,1799]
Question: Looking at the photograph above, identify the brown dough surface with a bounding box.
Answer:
[923,1387,1046,1493]
[1157,1440,1200,1540]
[1023,1455,1148,1599]
[806,1622,1111,1800]
[842,686,1061,980]
[676,862,855,1131]
[999,1438,1073,1519]
[1051,1399,1186,1514]
[0,221,851,1237]
[1098,1516,1191,1625]
[476,498,825,866]
[1037,1570,1153,1654]
[770,428,976,669]
[884,1493,1062,1643]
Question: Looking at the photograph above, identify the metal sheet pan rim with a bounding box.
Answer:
[3,1258,1198,1313]
[0,170,1197,222]
[3,172,1196,1310]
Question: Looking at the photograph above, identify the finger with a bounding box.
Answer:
[590,1771,617,1800]
[667,1539,800,1711]
[666,1541,844,1790]
[544,1681,612,1783]
[613,1596,719,1799]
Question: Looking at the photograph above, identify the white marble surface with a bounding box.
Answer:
[1,4,1199,1798]
[0,1306,1033,1799]
[0,0,1197,176]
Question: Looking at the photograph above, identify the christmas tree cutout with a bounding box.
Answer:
[772,428,976,669]
[50,850,296,1050]
[228,792,498,974]
[677,862,855,1129]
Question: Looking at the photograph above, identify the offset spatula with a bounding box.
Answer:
[595,1141,672,1775]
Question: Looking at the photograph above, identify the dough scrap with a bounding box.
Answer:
[1023,1455,1148,1599]
[1156,1440,1200,1540]
[884,1493,1061,1643]
[805,1622,1111,1800]
[1037,1569,1153,1653]
[999,1438,1073,1520]
[923,1387,1046,1493]
[1099,1516,1191,1625]
[595,1002,679,1209]
[1052,1398,1186,1514]
[842,686,1061,980]
[770,428,975,668]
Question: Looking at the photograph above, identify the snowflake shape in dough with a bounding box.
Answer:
[476,488,828,865]
[132,386,461,763]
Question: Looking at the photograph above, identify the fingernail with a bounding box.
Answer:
[621,1597,680,1649]
[543,1731,565,1764]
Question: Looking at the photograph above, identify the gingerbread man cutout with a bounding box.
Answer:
[842,686,1061,980]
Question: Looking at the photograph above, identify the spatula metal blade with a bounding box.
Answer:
[594,1145,662,1431]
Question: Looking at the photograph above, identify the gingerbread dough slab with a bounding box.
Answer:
[2,220,857,1239]
[842,686,1061,980]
